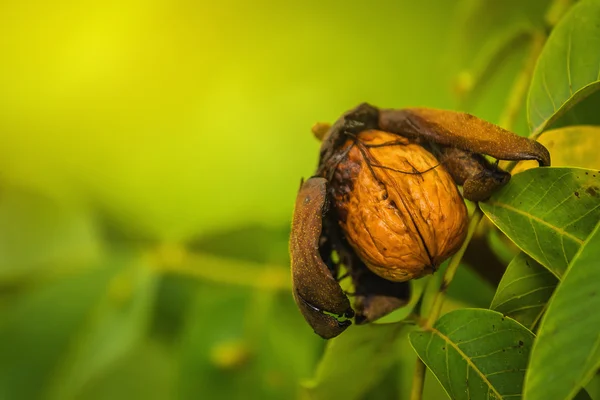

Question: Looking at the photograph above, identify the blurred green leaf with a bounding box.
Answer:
[450,0,550,85]
[0,187,101,280]
[179,286,261,400]
[527,0,600,134]
[487,226,521,266]
[490,253,558,329]
[189,224,290,265]
[585,374,600,400]
[523,222,600,400]
[410,309,534,400]
[179,284,320,400]
[544,0,576,26]
[47,256,158,400]
[361,362,401,400]
[451,30,532,135]
[480,167,600,277]
[0,257,127,400]
[303,323,404,400]
[447,0,551,134]
[261,294,323,390]
[150,274,200,343]
[447,263,496,309]
[74,339,177,400]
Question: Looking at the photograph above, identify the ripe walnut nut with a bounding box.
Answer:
[290,103,550,339]
[331,129,468,283]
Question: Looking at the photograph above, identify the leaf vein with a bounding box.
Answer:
[456,329,525,346]
[432,328,503,399]
[471,347,517,360]
[502,304,545,314]
[541,194,574,219]
[561,202,600,230]
[425,332,434,360]
[487,200,584,245]
[529,217,552,269]
[567,23,574,96]
[530,301,549,330]
[445,344,454,398]
[527,171,572,214]
[492,285,557,309]
[542,63,557,111]
[486,368,527,377]
[445,317,479,338]
[560,234,569,267]
[494,271,550,299]
[511,178,536,204]
[466,361,471,400]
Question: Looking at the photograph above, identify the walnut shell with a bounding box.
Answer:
[330,129,468,282]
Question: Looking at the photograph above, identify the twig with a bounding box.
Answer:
[149,244,291,290]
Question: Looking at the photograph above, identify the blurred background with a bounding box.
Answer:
[0,0,553,399]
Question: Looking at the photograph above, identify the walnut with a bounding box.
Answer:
[290,103,550,339]
[330,130,468,282]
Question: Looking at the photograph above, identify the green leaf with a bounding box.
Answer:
[490,253,558,330]
[358,362,401,400]
[179,285,321,400]
[527,0,600,134]
[480,167,600,277]
[303,323,404,400]
[409,308,535,400]
[0,258,125,400]
[46,256,158,400]
[523,221,600,400]
[74,339,177,400]
[150,274,199,343]
[178,286,260,400]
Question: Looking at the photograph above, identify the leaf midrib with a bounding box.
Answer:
[430,327,504,400]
